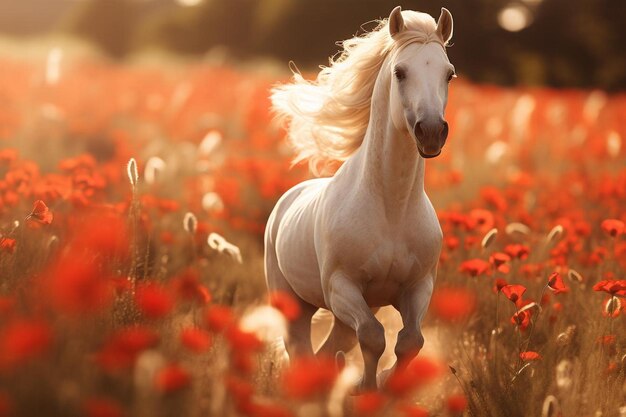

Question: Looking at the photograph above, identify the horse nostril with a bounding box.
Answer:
[441,121,449,140]
[414,122,424,139]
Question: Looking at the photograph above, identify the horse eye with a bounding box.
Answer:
[394,67,406,81]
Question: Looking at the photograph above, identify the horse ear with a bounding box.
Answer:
[388,6,405,37]
[436,7,454,44]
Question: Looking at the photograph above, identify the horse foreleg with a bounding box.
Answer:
[326,273,385,391]
[393,273,435,367]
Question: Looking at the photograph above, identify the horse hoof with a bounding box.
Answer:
[377,367,394,388]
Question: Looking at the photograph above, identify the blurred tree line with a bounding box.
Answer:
[60,0,626,90]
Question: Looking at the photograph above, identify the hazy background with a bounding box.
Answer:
[1,0,625,90]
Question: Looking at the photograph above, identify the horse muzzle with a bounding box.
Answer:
[414,118,448,158]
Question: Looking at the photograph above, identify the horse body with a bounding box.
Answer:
[265,6,454,390]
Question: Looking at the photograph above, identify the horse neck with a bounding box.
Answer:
[356,65,425,219]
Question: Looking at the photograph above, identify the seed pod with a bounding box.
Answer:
[555,360,573,391]
[541,395,560,417]
[567,269,583,283]
[556,325,576,346]
[127,158,139,188]
[183,212,198,234]
[144,157,165,185]
[604,296,621,317]
[481,228,498,249]
[505,222,531,236]
[546,225,564,245]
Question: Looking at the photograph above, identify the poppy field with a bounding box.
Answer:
[0,52,625,417]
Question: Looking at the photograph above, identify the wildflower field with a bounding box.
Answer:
[0,51,625,417]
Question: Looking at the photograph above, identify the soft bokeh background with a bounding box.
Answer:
[0,2,625,417]
[2,0,626,89]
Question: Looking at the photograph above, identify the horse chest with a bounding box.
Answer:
[356,224,441,305]
[367,233,436,276]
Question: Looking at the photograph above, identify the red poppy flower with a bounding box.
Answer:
[0,297,15,316]
[354,391,388,415]
[225,326,263,353]
[480,186,508,212]
[601,219,624,237]
[430,287,476,322]
[0,319,53,368]
[504,244,530,260]
[0,391,12,417]
[0,238,16,254]
[205,305,235,332]
[464,236,480,250]
[0,148,18,164]
[180,328,212,353]
[269,291,301,321]
[48,257,114,316]
[489,252,511,273]
[246,401,294,417]
[157,199,180,214]
[606,362,619,374]
[96,326,159,372]
[396,404,429,417]
[597,335,616,346]
[171,268,211,305]
[444,236,460,251]
[510,310,531,331]
[26,200,53,226]
[82,397,124,417]
[225,374,254,411]
[230,350,257,375]
[282,356,338,399]
[134,283,174,319]
[501,284,526,304]
[446,393,468,414]
[493,278,508,293]
[71,213,130,258]
[547,272,568,294]
[519,351,541,361]
[519,263,544,279]
[593,280,626,296]
[459,259,491,277]
[385,357,442,397]
[468,208,495,232]
[155,364,191,393]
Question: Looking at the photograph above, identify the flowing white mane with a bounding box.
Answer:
[271,11,448,175]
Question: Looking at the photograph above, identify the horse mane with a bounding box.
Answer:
[271,10,447,176]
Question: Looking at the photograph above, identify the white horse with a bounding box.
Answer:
[265,6,454,390]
